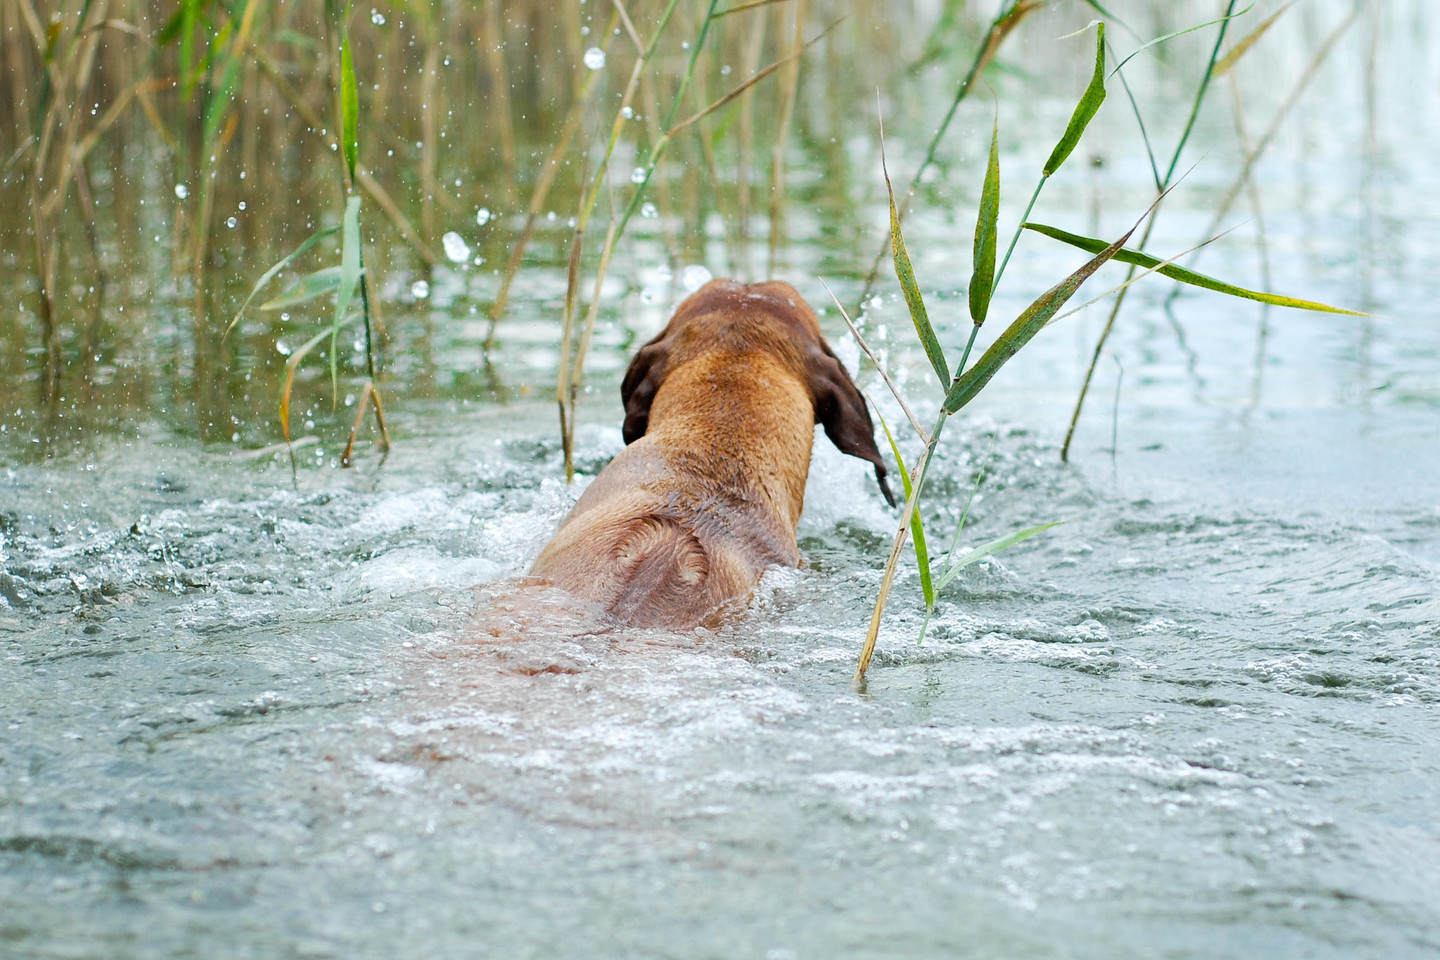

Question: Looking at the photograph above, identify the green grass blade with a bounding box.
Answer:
[943,221,1139,415]
[1110,4,1255,76]
[339,26,359,182]
[331,195,363,400]
[878,410,933,610]
[933,521,1064,591]
[202,52,242,149]
[1043,22,1106,177]
[1022,222,1365,315]
[1214,0,1298,77]
[970,118,1001,327]
[258,265,348,312]
[881,133,949,389]
[231,226,340,329]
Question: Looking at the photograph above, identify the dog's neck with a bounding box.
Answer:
[644,350,814,529]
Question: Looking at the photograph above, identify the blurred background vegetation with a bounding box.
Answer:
[0,0,1390,458]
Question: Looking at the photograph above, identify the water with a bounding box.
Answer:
[3,3,1440,957]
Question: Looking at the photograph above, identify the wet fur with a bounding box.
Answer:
[528,279,892,629]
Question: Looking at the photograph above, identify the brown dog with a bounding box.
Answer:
[528,279,894,629]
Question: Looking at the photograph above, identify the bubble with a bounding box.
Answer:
[680,265,713,292]
[720,64,732,76]
[630,167,647,184]
[475,207,492,226]
[640,202,658,219]
[174,184,189,200]
[582,47,606,70]
[225,217,238,229]
[441,231,471,263]
[621,106,634,119]
[276,340,292,356]
[411,280,430,300]
[370,8,385,24]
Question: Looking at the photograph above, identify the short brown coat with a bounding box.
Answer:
[529,279,891,628]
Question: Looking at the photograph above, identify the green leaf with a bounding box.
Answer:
[933,522,1064,591]
[882,140,949,389]
[231,225,341,328]
[339,27,359,182]
[1214,0,1296,77]
[1043,21,1106,177]
[943,219,1139,414]
[1022,222,1366,315]
[878,410,933,610]
[970,118,1001,326]
[331,195,364,399]
[258,265,349,312]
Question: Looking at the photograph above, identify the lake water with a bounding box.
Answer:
[2,2,1438,957]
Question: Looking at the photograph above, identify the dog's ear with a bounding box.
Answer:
[809,345,897,507]
[620,340,670,444]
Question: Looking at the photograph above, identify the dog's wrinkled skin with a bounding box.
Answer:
[528,279,894,629]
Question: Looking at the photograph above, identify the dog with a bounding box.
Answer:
[528,279,894,629]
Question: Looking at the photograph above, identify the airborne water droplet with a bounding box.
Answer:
[583,47,606,70]
[475,207,492,226]
[630,167,647,184]
[680,265,713,292]
[370,9,385,24]
[641,202,658,219]
[442,232,471,263]
[411,280,430,300]
[174,184,189,200]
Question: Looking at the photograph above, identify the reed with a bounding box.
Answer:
[848,10,1360,685]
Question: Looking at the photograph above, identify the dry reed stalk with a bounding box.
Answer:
[766,0,806,275]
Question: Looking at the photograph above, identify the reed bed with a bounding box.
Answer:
[0,1,1374,678]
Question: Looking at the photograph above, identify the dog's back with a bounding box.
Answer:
[528,280,891,629]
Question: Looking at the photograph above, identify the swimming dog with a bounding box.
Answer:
[528,279,894,629]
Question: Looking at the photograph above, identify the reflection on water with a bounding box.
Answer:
[3,1,1439,957]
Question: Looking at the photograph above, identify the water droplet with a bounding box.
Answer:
[237,201,246,211]
[630,167,647,184]
[621,106,634,119]
[720,64,732,77]
[174,184,189,200]
[344,393,356,407]
[276,340,292,356]
[641,202,658,219]
[583,47,606,70]
[680,265,713,292]
[411,280,430,300]
[475,207,492,226]
[442,231,471,263]
[226,217,238,229]
[370,8,385,24]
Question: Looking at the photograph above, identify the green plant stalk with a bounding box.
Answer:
[855,407,949,685]
[878,410,934,611]
[992,21,1106,301]
[855,0,1039,313]
[992,175,1044,296]
[1062,0,1239,462]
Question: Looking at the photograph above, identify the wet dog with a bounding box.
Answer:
[528,279,894,629]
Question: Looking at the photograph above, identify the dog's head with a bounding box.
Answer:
[621,279,896,507]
